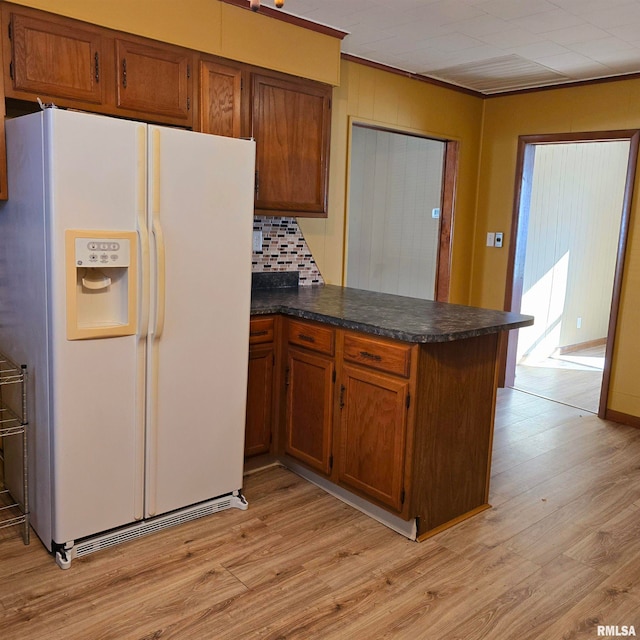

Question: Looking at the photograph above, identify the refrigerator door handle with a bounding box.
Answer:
[146,127,166,517]
[150,129,166,341]
[134,125,149,521]
[137,126,151,340]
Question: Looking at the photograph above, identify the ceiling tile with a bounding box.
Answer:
[476,0,559,20]
[275,0,640,93]
[512,9,586,34]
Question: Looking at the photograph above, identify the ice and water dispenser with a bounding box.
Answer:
[65,230,138,340]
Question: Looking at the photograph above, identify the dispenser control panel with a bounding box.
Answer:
[75,238,131,267]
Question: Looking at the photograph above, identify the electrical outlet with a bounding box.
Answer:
[495,232,503,248]
[252,230,263,252]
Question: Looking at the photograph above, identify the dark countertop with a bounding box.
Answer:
[250,284,533,343]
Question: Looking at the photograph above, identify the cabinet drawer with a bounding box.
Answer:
[343,333,411,378]
[249,317,275,344]
[288,320,334,356]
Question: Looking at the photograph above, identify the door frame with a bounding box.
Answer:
[502,130,639,418]
[344,119,458,302]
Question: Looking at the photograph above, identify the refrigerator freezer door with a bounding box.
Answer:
[44,110,147,544]
[146,126,255,517]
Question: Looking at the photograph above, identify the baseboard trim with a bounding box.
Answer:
[605,409,640,429]
[557,337,606,354]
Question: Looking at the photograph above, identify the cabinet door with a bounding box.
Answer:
[252,73,331,216]
[115,38,192,125]
[245,343,274,457]
[285,347,334,474]
[337,364,410,512]
[6,10,104,104]
[200,59,242,138]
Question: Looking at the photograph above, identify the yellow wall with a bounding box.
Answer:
[7,1,638,418]
[9,0,341,85]
[475,80,640,417]
[300,59,484,302]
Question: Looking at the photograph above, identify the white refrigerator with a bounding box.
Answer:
[0,108,255,568]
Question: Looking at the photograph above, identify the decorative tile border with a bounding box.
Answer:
[252,216,324,286]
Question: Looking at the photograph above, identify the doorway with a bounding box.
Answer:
[345,123,457,302]
[504,131,639,417]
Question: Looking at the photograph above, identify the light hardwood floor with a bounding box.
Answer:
[514,344,605,413]
[2,388,640,639]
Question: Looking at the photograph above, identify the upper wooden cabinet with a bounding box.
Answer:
[252,73,331,217]
[1,3,194,127]
[3,6,105,105]
[0,3,333,210]
[199,59,243,138]
[114,37,193,126]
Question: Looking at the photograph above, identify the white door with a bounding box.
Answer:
[145,126,255,517]
[46,109,145,543]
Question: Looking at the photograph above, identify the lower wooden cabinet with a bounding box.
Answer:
[247,314,501,540]
[284,346,334,475]
[245,343,274,457]
[280,319,414,514]
[244,316,276,457]
[337,364,410,512]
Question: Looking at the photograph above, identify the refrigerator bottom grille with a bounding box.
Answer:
[64,492,247,565]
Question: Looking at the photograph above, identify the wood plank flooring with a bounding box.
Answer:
[514,344,605,413]
[2,388,640,639]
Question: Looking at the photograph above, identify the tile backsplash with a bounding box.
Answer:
[252,216,324,286]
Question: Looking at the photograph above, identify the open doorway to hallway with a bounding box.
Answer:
[504,133,638,416]
[345,122,458,302]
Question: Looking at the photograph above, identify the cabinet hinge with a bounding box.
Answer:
[401,489,405,505]
[241,77,244,91]
[271,352,275,367]
[406,393,411,410]
[329,454,334,470]
[187,64,191,79]
[8,21,12,39]
[9,60,13,81]
[332,369,336,383]
[285,366,290,387]
[254,170,259,198]
[187,96,191,111]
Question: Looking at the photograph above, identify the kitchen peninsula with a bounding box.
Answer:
[248,283,533,540]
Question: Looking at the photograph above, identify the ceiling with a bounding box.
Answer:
[260,0,640,94]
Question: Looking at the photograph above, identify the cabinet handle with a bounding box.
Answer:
[339,384,345,409]
[359,350,382,362]
[94,52,100,83]
[251,330,268,337]
[122,58,127,88]
[298,333,316,344]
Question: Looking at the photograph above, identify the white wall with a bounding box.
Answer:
[346,126,445,299]
[518,140,628,360]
